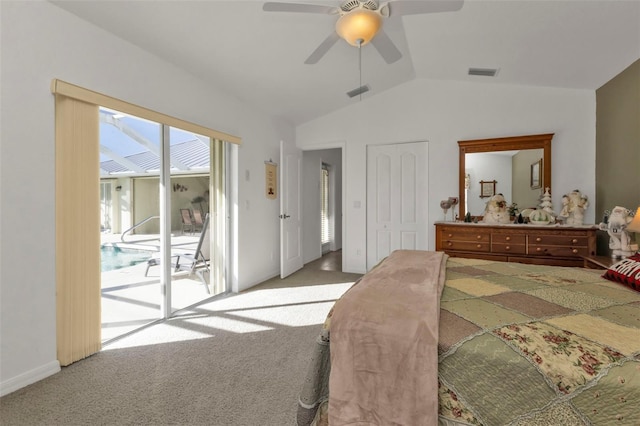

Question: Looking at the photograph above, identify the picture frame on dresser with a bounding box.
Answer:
[530,159,542,189]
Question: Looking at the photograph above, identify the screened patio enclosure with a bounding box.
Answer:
[99,108,211,236]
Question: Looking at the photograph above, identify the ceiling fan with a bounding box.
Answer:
[263,0,464,64]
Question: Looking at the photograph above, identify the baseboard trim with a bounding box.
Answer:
[0,360,61,396]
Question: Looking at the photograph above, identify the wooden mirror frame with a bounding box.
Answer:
[458,133,553,219]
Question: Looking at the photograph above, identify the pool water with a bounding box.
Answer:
[101,246,152,272]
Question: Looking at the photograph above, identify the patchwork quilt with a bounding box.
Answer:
[439,257,640,425]
[298,256,640,426]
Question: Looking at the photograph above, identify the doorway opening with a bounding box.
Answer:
[301,147,343,269]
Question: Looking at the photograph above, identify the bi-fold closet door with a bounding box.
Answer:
[366,141,428,270]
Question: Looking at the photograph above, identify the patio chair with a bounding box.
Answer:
[144,214,211,293]
[175,213,211,293]
[192,208,205,233]
[180,208,194,235]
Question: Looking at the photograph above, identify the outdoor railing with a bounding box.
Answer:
[120,215,160,244]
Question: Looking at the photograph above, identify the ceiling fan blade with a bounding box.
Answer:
[305,32,341,64]
[371,29,402,64]
[263,2,339,14]
[385,0,464,17]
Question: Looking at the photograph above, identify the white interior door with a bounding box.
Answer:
[366,142,428,270]
[280,140,303,278]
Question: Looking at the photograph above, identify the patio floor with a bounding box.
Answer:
[101,232,214,342]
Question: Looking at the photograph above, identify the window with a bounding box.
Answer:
[321,166,330,247]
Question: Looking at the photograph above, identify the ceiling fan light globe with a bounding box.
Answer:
[335,9,382,46]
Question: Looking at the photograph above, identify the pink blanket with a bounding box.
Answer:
[329,250,448,426]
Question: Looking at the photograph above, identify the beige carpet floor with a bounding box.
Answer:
[0,255,361,426]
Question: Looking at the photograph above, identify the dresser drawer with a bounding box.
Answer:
[442,240,491,252]
[528,235,589,247]
[440,229,491,243]
[528,245,589,258]
[492,243,527,255]
[492,234,526,245]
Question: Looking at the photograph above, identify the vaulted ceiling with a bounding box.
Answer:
[51,0,640,126]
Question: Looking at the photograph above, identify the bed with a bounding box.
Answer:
[297,250,640,426]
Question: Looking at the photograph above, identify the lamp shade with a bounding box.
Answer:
[336,9,382,46]
[626,206,640,233]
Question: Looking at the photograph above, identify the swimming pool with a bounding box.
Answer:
[101,245,152,272]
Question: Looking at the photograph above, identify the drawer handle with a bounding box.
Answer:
[536,247,543,252]
[572,239,578,244]
[447,242,453,247]
[505,236,511,241]
[476,235,482,240]
[448,233,453,238]
[572,248,578,254]
[505,246,510,251]
[476,244,482,248]
[536,237,542,242]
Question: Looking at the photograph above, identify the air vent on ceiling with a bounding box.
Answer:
[347,84,370,98]
[468,68,499,77]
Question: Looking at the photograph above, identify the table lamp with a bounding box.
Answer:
[626,206,640,253]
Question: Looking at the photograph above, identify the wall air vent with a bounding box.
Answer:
[468,68,499,77]
[347,84,370,98]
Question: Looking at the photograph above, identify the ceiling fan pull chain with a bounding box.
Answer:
[358,38,363,101]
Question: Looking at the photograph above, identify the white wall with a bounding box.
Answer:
[297,78,596,274]
[0,1,291,395]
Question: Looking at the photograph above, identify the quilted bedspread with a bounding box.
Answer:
[438,257,640,426]
[297,256,640,426]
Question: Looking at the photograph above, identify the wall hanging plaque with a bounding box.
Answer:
[265,160,277,199]
[479,180,496,198]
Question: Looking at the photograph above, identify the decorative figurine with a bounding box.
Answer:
[558,189,588,226]
[538,187,556,222]
[482,193,511,224]
[529,208,553,225]
[599,206,635,258]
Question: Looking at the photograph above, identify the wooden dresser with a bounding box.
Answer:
[435,222,597,267]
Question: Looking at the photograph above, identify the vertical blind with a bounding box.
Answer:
[55,95,102,365]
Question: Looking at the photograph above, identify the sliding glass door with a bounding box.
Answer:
[167,126,227,311]
[53,79,239,363]
[99,108,227,341]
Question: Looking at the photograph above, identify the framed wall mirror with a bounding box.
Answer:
[458,134,553,218]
